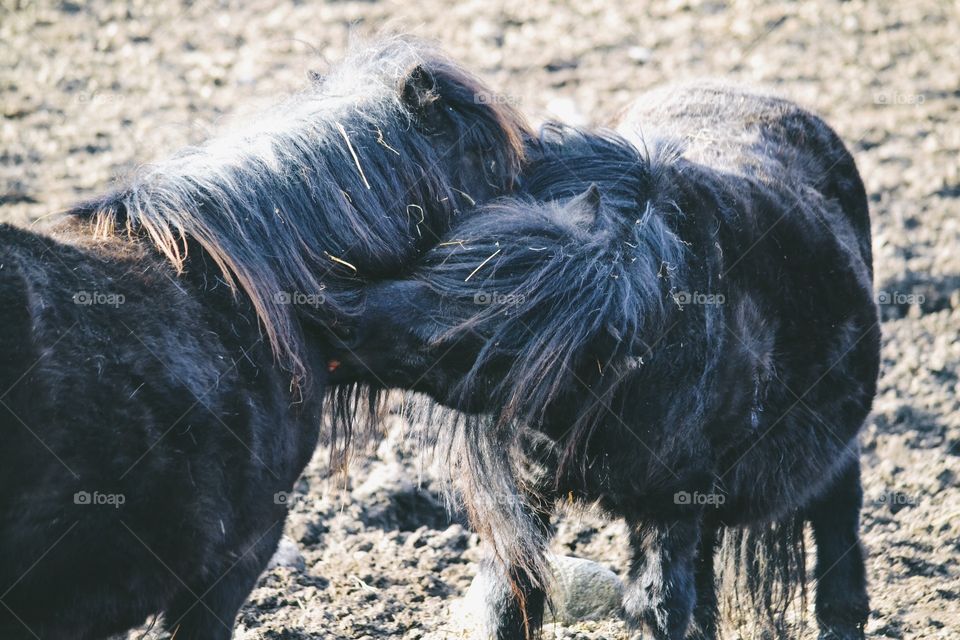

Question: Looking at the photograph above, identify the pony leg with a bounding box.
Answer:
[477,553,548,640]
[686,523,719,640]
[478,501,554,640]
[622,518,701,640]
[163,524,284,640]
[0,622,48,640]
[806,458,869,640]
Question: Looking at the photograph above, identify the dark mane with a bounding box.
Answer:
[314,128,690,598]
[416,127,686,461]
[69,36,531,381]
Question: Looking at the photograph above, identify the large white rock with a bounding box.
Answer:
[545,554,623,624]
[450,554,623,635]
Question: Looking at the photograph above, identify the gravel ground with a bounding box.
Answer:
[2,1,958,638]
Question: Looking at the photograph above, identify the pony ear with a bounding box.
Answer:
[399,65,441,117]
[560,184,602,227]
[396,59,530,200]
[566,184,602,222]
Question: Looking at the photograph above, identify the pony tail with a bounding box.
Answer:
[718,515,808,638]
[462,422,551,586]
[432,410,553,609]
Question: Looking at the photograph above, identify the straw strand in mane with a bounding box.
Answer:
[419,126,685,465]
[71,36,531,383]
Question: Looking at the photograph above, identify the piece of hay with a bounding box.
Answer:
[335,121,371,190]
[464,248,501,282]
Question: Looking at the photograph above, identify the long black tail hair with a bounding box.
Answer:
[718,518,808,638]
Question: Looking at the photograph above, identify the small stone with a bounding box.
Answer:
[627,46,653,64]
[289,518,328,547]
[267,535,305,571]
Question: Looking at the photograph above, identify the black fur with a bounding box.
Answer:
[0,38,531,639]
[329,84,880,640]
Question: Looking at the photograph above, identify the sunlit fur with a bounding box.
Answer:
[0,38,532,639]
[74,35,531,382]
[330,85,879,640]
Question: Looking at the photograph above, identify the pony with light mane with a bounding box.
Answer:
[0,37,531,639]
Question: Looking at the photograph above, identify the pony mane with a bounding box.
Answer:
[384,127,688,590]
[416,127,688,463]
[70,36,531,382]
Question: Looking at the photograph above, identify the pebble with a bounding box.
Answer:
[627,46,653,64]
[267,535,306,571]
[545,555,623,624]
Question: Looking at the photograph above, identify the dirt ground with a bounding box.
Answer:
[2,0,959,638]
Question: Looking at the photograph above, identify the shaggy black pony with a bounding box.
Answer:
[0,38,531,639]
[328,84,879,640]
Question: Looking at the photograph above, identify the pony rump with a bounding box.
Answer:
[73,36,532,384]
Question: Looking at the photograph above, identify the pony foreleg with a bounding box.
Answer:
[687,523,719,640]
[622,517,701,640]
[476,500,554,640]
[806,457,869,640]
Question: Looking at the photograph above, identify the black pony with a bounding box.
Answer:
[328,84,880,640]
[0,38,531,639]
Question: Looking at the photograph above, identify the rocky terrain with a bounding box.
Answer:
[2,0,958,638]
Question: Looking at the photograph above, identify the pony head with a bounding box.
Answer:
[328,127,683,429]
